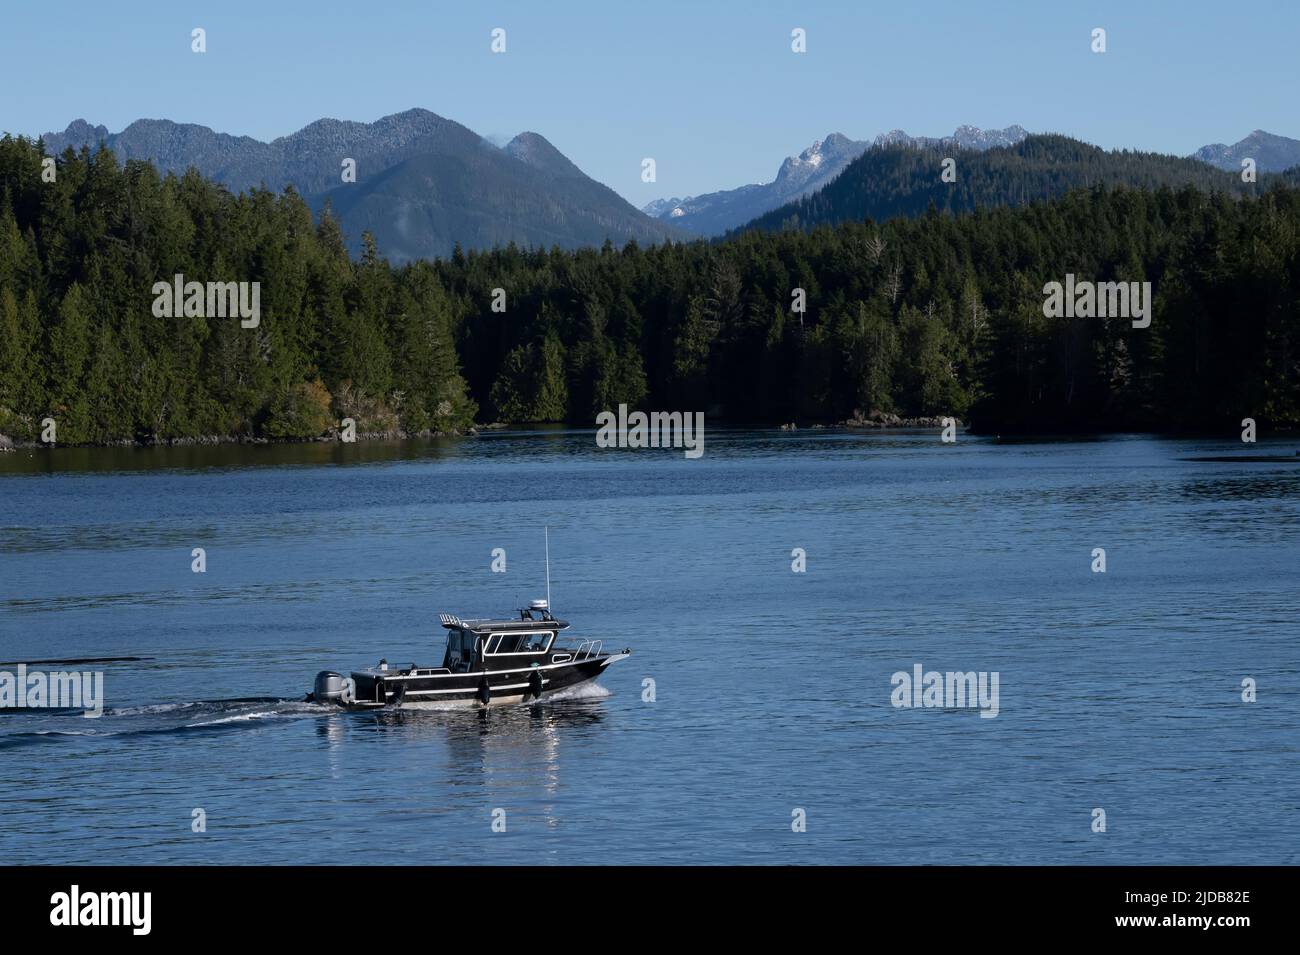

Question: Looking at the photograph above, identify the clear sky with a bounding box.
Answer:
[2,0,1296,206]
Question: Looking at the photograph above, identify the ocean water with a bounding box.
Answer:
[0,429,1297,865]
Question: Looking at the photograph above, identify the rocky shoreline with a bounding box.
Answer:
[844,411,961,429]
[779,411,961,430]
[1,415,961,451]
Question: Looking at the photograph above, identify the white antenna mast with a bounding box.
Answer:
[544,526,552,610]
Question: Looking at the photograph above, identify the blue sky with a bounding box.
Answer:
[2,1,1295,206]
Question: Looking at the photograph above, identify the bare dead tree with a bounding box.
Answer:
[866,234,887,266]
[886,264,903,305]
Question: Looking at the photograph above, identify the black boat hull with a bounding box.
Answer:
[344,654,625,709]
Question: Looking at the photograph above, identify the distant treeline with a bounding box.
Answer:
[1,134,1298,444]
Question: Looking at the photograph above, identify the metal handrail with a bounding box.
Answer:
[552,639,604,661]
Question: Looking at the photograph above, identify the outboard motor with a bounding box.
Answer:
[313,671,348,704]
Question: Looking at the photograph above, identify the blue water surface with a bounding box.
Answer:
[0,429,1296,864]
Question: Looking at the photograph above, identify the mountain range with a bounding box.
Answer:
[736,133,1277,238]
[1191,129,1300,174]
[37,112,1300,261]
[41,109,683,263]
[641,124,1031,236]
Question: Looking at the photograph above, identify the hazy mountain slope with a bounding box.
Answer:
[502,131,589,180]
[1192,129,1300,173]
[734,134,1265,236]
[317,136,680,263]
[644,124,1029,236]
[43,118,277,190]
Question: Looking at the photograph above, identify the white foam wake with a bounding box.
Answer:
[545,681,612,702]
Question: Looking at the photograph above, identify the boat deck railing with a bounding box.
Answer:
[551,639,603,661]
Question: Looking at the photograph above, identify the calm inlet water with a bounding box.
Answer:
[1,430,1297,865]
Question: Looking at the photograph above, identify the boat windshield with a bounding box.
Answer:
[485,631,552,654]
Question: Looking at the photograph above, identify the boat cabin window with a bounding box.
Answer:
[520,631,552,652]
[485,631,553,655]
[486,633,524,654]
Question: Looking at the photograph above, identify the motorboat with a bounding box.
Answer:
[310,600,629,708]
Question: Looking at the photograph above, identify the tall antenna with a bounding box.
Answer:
[544,526,552,609]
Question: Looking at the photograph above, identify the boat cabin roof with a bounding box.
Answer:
[439,611,569,633]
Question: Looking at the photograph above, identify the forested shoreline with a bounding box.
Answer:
[2,134,1299,447]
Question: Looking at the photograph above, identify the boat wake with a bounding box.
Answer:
[183,700,330,727]
[1,680,616,749]
[104,698,290,718]
[544,681,612,702]
[0,697,332,749]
